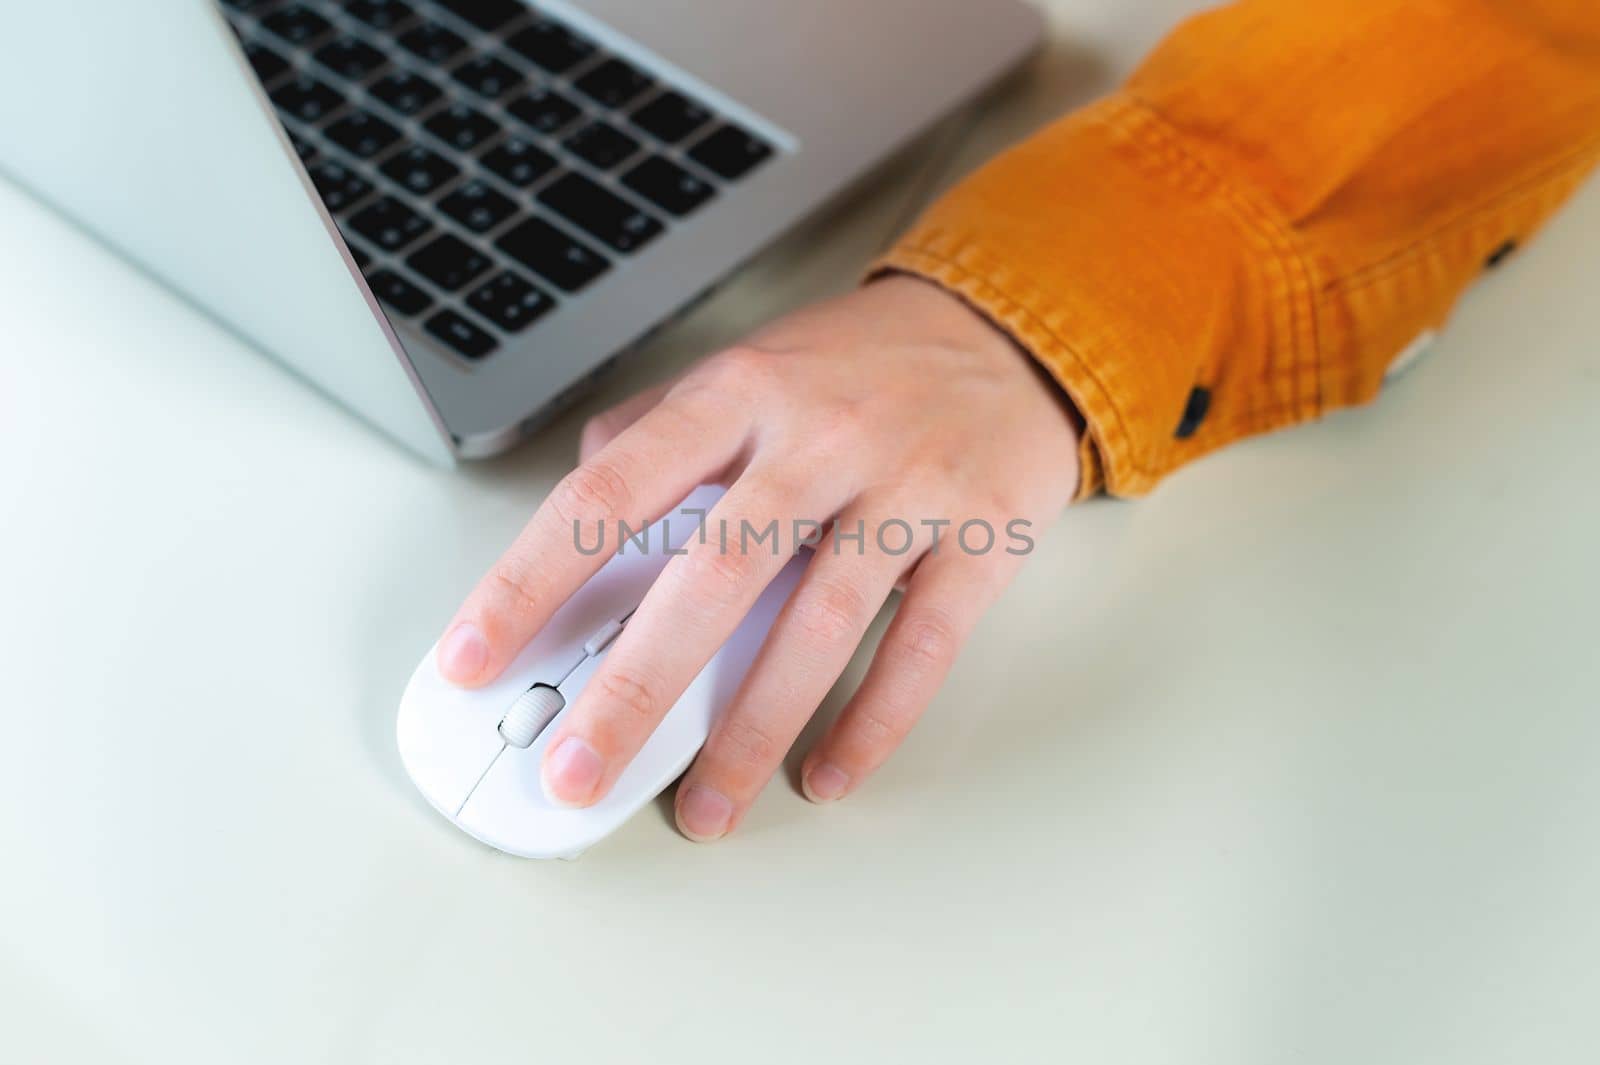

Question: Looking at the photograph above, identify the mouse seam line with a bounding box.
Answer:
[553,650,589,687]
[456,743,508,817]
[457,612,636,817]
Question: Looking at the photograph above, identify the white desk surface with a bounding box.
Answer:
[3,3,1598,1062]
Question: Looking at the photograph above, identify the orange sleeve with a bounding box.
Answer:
[876,0,1600,499]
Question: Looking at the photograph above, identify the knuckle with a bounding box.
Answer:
[550,460,633,527]
[553,457,627,521]
[704,345,782,397]
[680,543,763,604]
[594,667,659,725]
[713,716,782,770]
[855,704,914,746]
[933,453,972,488]
[892,608,962,671]
[903,443,964,487]
[485,562,543,618]
[792,577,871,646]
[811,402,873,458]
[642,397,714,453]
[975,485,1027,528]
[755,464,813,506]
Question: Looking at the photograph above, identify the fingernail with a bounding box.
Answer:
[542,737,604,807]
[437,623,488,684]
[677,785,733,842]
[803,763,851,803]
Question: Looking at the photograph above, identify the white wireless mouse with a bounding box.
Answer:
[397,487,805,859]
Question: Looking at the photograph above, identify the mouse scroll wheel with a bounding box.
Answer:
[499,684,566,749]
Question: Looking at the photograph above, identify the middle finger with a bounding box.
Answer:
[539,462,848,806]
[674,505,925,840]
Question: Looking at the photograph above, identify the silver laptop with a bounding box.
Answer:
[0,1,1042,465]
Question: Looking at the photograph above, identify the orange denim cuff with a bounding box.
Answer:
[875,95,1303,499]
[876,97,1599,500]
[873,0,1600,502]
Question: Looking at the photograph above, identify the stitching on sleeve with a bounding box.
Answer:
[1105,97,1328,422]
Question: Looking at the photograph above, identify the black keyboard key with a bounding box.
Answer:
[314,36,389,81]
[630,91,712,144]
[538,172,663,253]
[324,109,401,158]
[565,121,641,170]
[406,234,493,291]
[368,70,444,116]
[346,0,416,31]
[452,54,524,99]
[348,196,432,251]
[270,77,345,123]
[289,131,319,163]
[507,88,580,135]
[424,103,500,151]
[347,242,372,270]
[244,41,290,84]
[308,159,374,211]
[507,19,596,73]
[434,0,527,31]
[366,268,433,316]
[439,180,517,232]
[573,58,653,109]
[481,137,557,187]
[426,310,499,359]
[469,272,556,333]
[262,5,332,46]
[496,217,609,293]
[688,124,774,180]
[621,156,715,217]
[380,144,460,194]
[397,21,468,62]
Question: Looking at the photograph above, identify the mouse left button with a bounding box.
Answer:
[397,645,509,817]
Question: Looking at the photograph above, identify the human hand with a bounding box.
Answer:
[436,275,1082,841]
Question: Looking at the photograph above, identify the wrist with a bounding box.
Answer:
[865,272,1019,358]
[867,271,1087,490]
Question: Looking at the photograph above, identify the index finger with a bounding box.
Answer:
[437,386,751,687]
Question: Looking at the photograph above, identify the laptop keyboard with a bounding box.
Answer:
[218,0,777,361]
